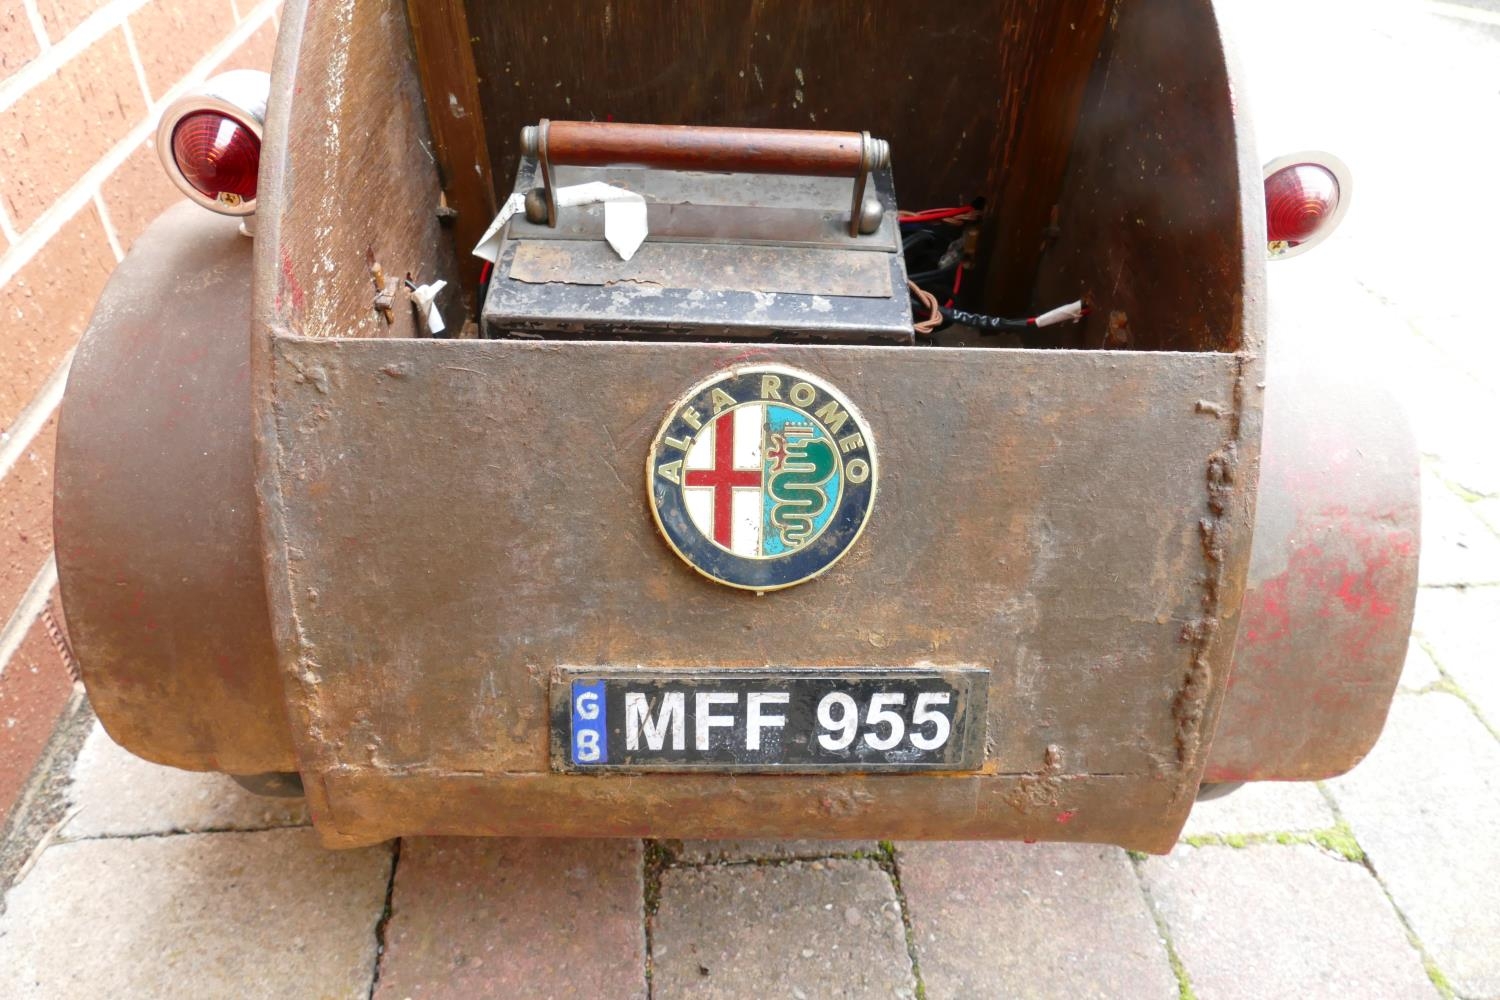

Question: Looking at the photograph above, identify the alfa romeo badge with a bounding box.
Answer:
[647,365,877,591]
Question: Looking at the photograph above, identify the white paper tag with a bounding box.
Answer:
[604,199,648,261]
[471,192,526,263]
[409,279,448,335]
[472,183,649,263]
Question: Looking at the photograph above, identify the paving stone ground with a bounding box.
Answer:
[1178,781,1335,840]
[898,841,1177,1000]
[1326,694,1500,998]
[1413,585,1500,730]
[651,859,914,1000]
[373,838,646,1000]
[0,829,392,999]
[1,2,1498,998]
[61,723,308,840]
[1141,845,1438,1000]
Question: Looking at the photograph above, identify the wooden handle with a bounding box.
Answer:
[530,120,887,179]
[521,120,889,236]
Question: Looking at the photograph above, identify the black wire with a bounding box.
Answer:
[902,229,938,251]
[907,262,957,283]
[939,305,1030,333]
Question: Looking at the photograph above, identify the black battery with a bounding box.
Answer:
[481,155,913,344]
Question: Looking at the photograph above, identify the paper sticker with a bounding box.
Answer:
[472,184,649,263]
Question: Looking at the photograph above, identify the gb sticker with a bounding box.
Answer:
[570,679,608,765]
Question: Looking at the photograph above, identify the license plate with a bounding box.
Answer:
[551,666,988,773]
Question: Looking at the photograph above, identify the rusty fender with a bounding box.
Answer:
[54,203,295,775]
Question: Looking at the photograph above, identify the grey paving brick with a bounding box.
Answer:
[1141,844,1436,1000]
[1180,780,1334,839]
[373,838,646,1000]
[61,723,307,840]
[1398,638,1443,692]
[1418,472,1500,586]
[652,859,913,999]
[1412,585,1500,728]
[1326,692,1500,997]
[898,842,1176,1000]
[673,839,879,864]
[0,828,391,999]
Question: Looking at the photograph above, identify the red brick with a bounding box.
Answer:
[0,419,57,618]
[0,28,146,232]
[128,0,236,103]
[374,838,647,1000]
[0,596,74,825]
[216,16,277,74]
[99,137,182,252]
[32,0,109,43]
[0,204,115,431]
[1,1,41,83]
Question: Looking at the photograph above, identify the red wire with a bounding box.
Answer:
[944,263,964,308]
[899,206,975,224]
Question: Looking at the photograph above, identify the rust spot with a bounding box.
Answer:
[1007,744,1066,814]
[1174,354,1247,774]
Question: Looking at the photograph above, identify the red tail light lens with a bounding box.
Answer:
[171,111,261,207]
[1265,163,1339,246]
[1262,152,1350,259]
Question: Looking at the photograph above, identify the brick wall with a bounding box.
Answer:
[0,0,280,826]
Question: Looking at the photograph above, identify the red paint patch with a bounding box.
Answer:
[1055,810,1076,824]
[278,245,306,315]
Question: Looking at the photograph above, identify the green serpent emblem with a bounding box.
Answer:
[767,425,838,549]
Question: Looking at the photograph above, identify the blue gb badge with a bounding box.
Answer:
[570,680,608,765]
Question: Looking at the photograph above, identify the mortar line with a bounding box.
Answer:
[0,3,275,288]
[0,0,154,114]
[0,352,68,483]
[0,556,58,682]
[21,0,48,51]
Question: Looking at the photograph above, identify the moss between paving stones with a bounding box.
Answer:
[1184,787,1459,1000]
[877,840,928,1000]
[1416,671,1499,741]
[1180,820,1364,864]
[1127,852,1198,1000]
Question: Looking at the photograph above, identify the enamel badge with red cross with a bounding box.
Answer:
[647,365,877,591]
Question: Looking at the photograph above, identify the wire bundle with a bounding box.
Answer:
[901,204,1086,338]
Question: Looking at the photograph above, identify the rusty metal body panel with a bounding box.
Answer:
[47,0,1418,851]
[262,337,1250,849]
[54,203,293,774]
[1204,312,1421,782]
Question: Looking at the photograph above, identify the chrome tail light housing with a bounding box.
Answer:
[155,70,270,217]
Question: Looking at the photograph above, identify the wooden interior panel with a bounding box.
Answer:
[1032,0,1251,351]
[465,0,1109,308]
[405,0,497,309]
